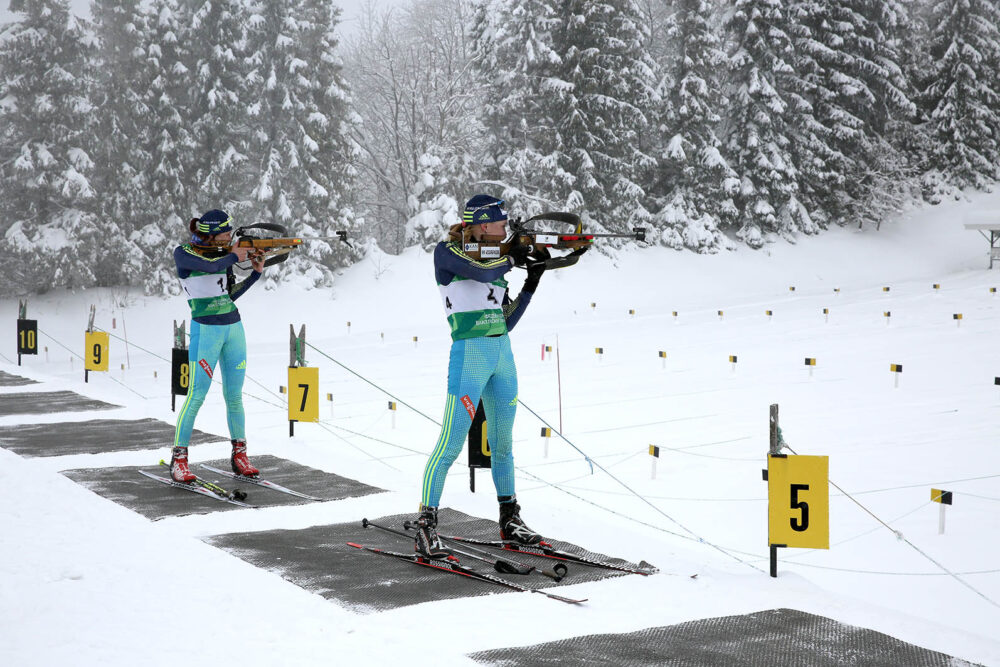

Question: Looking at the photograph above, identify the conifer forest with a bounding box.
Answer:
[2,0,998,293]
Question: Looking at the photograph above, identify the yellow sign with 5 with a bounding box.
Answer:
[767,454,829,549]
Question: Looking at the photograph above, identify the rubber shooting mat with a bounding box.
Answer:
[468,607,980,667]
[61,455,385,520]
[0,370,38,386]
[205,508,645,614]
[0,418,221,457]
[0,390,120,416]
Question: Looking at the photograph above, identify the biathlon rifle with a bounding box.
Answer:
[195,222,351,268]
[464,212,646,270]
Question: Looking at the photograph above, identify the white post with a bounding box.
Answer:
[651,457,657,480]
[938,503,946,535]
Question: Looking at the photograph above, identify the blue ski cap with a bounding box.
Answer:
[462,194,507,227]
[195,209,233,237]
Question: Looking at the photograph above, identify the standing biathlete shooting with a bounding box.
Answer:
[414,194,547,559]
[170,209,265,483]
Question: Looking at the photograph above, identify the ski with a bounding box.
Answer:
[440,535,657,576]
[395,518,567,581]
[157,460,252,504]
[362,518,561,579]
[199,463,324,501]
[139,470,257,508]
[347,543,587,605]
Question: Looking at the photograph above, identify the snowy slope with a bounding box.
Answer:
[2,192,1000,666]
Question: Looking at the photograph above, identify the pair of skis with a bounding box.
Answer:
[353,518,658,604]
[347,542,587,605]
[440,534,659,577]
[140,460,323,507]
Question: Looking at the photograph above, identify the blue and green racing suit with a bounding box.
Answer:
[420,241,534,508]
[172,244,261,448]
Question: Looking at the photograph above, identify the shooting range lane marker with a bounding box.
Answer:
[890,363,903,389]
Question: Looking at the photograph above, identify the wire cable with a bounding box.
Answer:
[778,435,999,608]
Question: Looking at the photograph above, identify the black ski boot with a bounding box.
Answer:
[413,506,450,559]
[499,496,543,545]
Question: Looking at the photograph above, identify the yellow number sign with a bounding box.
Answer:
[288,367,319,422]
[85,331,109,371]
[768,454,829,549]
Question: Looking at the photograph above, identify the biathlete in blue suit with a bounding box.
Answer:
[414,194,547,559]
[170,209,265,483]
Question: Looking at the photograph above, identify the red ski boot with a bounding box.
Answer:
[170,446,196,483]
[230,440,259,478]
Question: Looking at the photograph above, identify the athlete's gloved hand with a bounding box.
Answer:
[507,236,532,267]
[523,260,546,293]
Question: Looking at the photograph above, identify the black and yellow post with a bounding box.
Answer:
[287,324,318,436]
[649,444,659,479]
[16,300,38,366]
[595,347,604,362]
[953,313,963,328]
[84,305,109,383]
[467,400,492,492]
[540,426,552,458]
[388,401,397,429]
[804,357,816,378]
[729,354,737,372]
[170,320,189,412]
[891,363,903,389]
[658,350,666,370]
[766,309,773,322]
[764,404,829,578]
[931,488,953,534]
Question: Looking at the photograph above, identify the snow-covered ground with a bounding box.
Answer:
[2,193,1000,666]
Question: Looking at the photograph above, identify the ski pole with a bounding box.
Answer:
[398,519,565,581]
[362,518,534,576]
[431,528,568,582]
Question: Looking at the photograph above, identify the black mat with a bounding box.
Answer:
[0,390,120,416]
[61,455,384,520]
[468,608,980,666]
[0,418,221,457]
[0,370,38,386]
[206,509,644,614]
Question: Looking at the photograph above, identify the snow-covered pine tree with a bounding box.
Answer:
[473,0,568,217]
[242,0,359,287]
[0,0,106,292]
[89,0,154,285]
[921,0,1000,190]
[653,0,734,252]
[790,0,917,227]
[184,0,252,209]
[139,0,198,294]
[297,0,361,269]
[547,0,660,234]
[723,0,806,247]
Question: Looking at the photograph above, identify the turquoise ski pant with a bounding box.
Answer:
[173,320,247,447]
[421,334,518,507]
